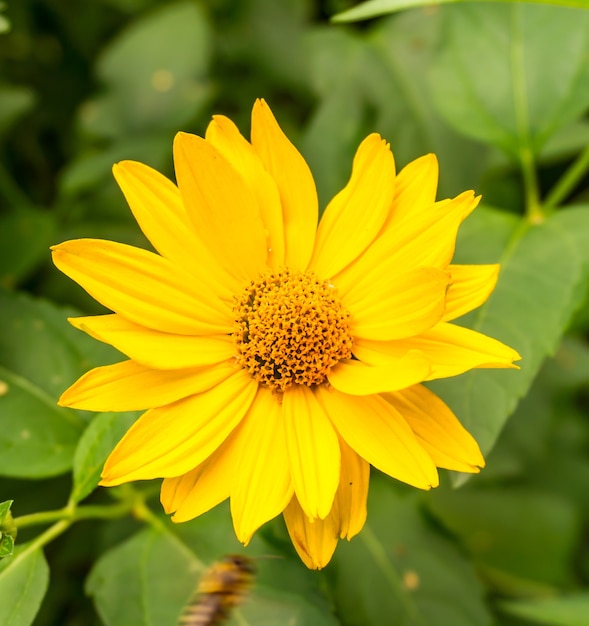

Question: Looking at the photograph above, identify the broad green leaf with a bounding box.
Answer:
[0,366,84,478]
[86,1,211,138]
[0,85,34,135]
[0,545,49,626]
[330,477,490,626]
[429,4,589,159]
[428,488,578,586]
[499,593,589,626]
[333,0,589,23]
[0,209,56,287]
[71,411,138,503]
[86,528,200,626]
[0,288,121,400]
[430,205,589,458]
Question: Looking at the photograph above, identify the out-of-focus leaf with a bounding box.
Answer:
[428,488,577,586]
[332,0,589,23]
[71,411,138,503]
[499,593,589,626]
[0,545,49,626]
[0,85,34,135]
[86,528,199,626]
[429,4,589,159]
[330,477,491,626]
[85,1,211,138]
[430,205,589,459]
[0,288,121,400]
[0,210,56,287]
[0,366,84,478]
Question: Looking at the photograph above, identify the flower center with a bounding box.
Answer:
[232,268,353,392]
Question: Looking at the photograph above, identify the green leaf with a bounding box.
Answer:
[0,535,14,558]
[86,1,211,138]
[0,501,13,525]
[499,593,589,626]
[71,411,139,503]
[0,545,49,626]
[430,205,589,458]
[332,0,589,23]
[428,488,578,586]
[0,209,56,287]
[86,528,200,626]
[429,3,589,158]
[330,477,491,626]
[0,288,121,400]
[0,366,84,478]
[0,85,34,135]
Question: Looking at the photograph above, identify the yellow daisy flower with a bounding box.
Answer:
[52,99,520,569]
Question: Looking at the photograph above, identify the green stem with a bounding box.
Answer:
[13,500,134,529]
[510,5,542,223]
[544,142,589,211]
[360,525,427,626]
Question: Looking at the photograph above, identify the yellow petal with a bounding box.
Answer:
[51,239,232,335]
[283,386,340,519]
[443,264,499,322]
[230,386,293,544]
[328,352,430,395]
[384,385,485,472]
[283,496,338,570]
[205,115,285,268]
[316,387,438,490]
[59,359,237,412]
[336,437,369,540]
[100,369,257,485]
[70,314,235,370]
[309,134,395,279]
[161,421,244,521]
[334,191,477,297]
[353,323,521,380]
[112,160,236,299]
[251,99,318,270]
[344,267,450,341]
[173,132,268,281]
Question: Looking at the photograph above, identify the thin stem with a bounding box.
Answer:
[360,525,427,626]
[544,142,589,211]
[509,5,542,223]
[13,501,134,529]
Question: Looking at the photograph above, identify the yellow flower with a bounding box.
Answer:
[52,100,520,569]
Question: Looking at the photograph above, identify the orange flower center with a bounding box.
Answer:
[232,268,353,392]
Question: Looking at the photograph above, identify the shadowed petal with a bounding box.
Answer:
[283,496,338,570]
[100,369,257,485]
[384,385,485,472]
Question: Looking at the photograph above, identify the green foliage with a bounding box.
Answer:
[1,1,589,624]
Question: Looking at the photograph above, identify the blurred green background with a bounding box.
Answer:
[2,1,589,625]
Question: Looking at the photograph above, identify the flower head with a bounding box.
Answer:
[52,100,520,569]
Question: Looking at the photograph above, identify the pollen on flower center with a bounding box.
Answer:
[232,268,353,392]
